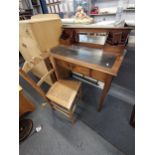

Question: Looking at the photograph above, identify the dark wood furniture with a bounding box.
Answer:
[50,45,125,112]
[19,86,35,117]
[57,25,133,112]
[60,26,132,52]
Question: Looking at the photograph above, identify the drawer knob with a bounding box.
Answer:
[22,43,27,48]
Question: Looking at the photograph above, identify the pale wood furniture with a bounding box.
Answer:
[19,53,81,124]
[19,15,62,85]
[19,85,35,117]
[31,14,60,20]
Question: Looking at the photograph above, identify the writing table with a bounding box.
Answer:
[50,45,126,112]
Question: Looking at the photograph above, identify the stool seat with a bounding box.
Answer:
[46,80,81,110]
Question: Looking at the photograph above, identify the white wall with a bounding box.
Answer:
[92,0,135,22]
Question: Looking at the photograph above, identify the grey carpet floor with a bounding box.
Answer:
[19,88,124,155]
[19,46,135,155]
[19,78,134,155]
[76,83,135,155]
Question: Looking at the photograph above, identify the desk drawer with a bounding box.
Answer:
[57,60,90,76]
[91,70,107,82]
[72,65,90,76]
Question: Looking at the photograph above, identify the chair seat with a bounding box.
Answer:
[46,80,81,110]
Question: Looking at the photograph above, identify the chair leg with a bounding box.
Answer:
[79,88,82,100]
[77,88,82,103]
[69,112,76,125]
[49,101,56,111]
[51,106,55,111]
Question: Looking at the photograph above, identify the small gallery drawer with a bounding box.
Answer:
[72,65,90,76]
[91,70,107,82]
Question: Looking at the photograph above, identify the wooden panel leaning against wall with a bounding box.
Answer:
[19,14,62,85]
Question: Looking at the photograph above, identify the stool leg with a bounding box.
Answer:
[79,88,82,100]
[69,112,76,125]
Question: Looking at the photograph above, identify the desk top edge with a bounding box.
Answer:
[50,45,124,76]
[62,25,134,30]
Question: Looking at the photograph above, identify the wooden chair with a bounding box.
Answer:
[19,53,82,124]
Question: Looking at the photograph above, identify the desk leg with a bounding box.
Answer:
[97,75,113,112]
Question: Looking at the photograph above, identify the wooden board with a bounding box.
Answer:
[31,19,62,52]
[19,15,62,85]
[31,14,60,20]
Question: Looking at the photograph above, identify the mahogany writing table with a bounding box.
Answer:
[50,45,126,112]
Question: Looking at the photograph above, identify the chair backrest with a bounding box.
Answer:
[19,52,56,101]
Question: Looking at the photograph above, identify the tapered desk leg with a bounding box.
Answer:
[97,75,113,112]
